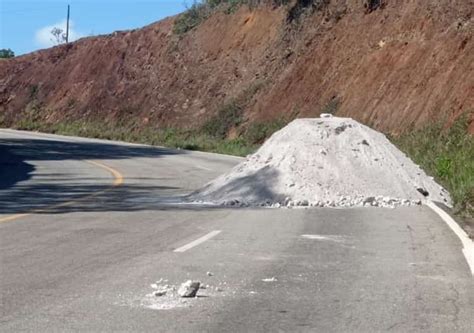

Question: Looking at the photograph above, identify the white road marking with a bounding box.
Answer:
[174,230,222,253]
[195,165,213,171]
[426,200,474,276]
[301,234,345,242]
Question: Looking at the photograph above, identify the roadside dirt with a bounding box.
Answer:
[0,0,473,134]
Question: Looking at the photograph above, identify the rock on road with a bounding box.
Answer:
[0,129,473,332]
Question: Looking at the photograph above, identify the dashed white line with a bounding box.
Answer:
[301,234,345,242]
[174,230,222,253]
[195,165,213,171]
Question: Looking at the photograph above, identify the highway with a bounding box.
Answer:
[0,129,473,332]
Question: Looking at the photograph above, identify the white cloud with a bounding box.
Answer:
[35,19,83,48]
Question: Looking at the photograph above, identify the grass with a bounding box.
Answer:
[14,118,258,157]
[202,81,266,139]
[243,119,286,144]
[320,96,341,115]
[392,114,473,217]
[173,1,211,35]
[173,0,292,35]
[12,80,277,157]
[14,113,289,155]
[203,99,243,139]
[15,98,471,221]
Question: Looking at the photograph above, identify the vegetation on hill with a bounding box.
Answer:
[173,0,386,35]
[173,0,330,34]
[0,48,14,59]
[392,114,473,218]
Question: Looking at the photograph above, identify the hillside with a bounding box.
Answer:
[0,0,473,136]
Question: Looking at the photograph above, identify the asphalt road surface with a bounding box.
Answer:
[1,129,473,332]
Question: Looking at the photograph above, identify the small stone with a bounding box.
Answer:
[262,277,278,282]
[300,200,309,206]
[154,290,167,297]
[207,271,213,276]
[215,287,224,292]
[150,283,158,289]
[416,187,429,197]
[382,196,392,203]
[177,280,201,298]
[320,113,333,118]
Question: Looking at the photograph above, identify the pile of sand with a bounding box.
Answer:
[189,117,451,208]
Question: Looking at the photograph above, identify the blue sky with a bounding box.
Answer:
[0,0,188,55]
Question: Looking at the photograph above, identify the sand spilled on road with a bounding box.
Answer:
[190,117,451,208]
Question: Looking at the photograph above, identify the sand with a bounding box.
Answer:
[189,117,451,208]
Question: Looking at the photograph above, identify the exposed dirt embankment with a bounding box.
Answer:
[0,0,473,134]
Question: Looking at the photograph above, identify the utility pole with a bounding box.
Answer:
[66,4,70,43]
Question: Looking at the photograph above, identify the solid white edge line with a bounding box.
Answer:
[425,200,474,276]
[174,230,222,253]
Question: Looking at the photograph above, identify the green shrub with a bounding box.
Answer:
[173,0,293,34]
[29,84,39,100]
[392,114,473,216]
[287,0,330,22]
[203,99,243,138]
[173,1,210,35]
[320,96,341,115]
[202,80,266,139]
[364,0,386,13]
[244,119,286,144]
[0,48,14,59]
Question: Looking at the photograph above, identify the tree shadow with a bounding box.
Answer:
[0,136,279,215]
[0,181,252,215]
[0,136,194,214]
[0,137,184,190]
[1,137,183,162]
[0,144,35,190]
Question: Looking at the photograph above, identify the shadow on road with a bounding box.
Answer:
[1,137,183,162]
[0,136,191,214]
[189,166,283,203]
[0,145,35,190]
[0,182,189,214]
[0,135,275,215]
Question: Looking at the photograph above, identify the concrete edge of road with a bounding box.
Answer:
[0,128,244,161]
[426,200,474,276]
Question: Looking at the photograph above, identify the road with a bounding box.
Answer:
[0,129,473,332]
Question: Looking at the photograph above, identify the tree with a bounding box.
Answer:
[0,48,15,59]
[50,27,67,45]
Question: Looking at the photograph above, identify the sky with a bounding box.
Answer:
[0,0,188,56]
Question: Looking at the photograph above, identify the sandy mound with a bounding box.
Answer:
[190,117,451,208]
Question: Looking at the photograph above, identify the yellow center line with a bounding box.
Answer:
[0,160,124,224]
